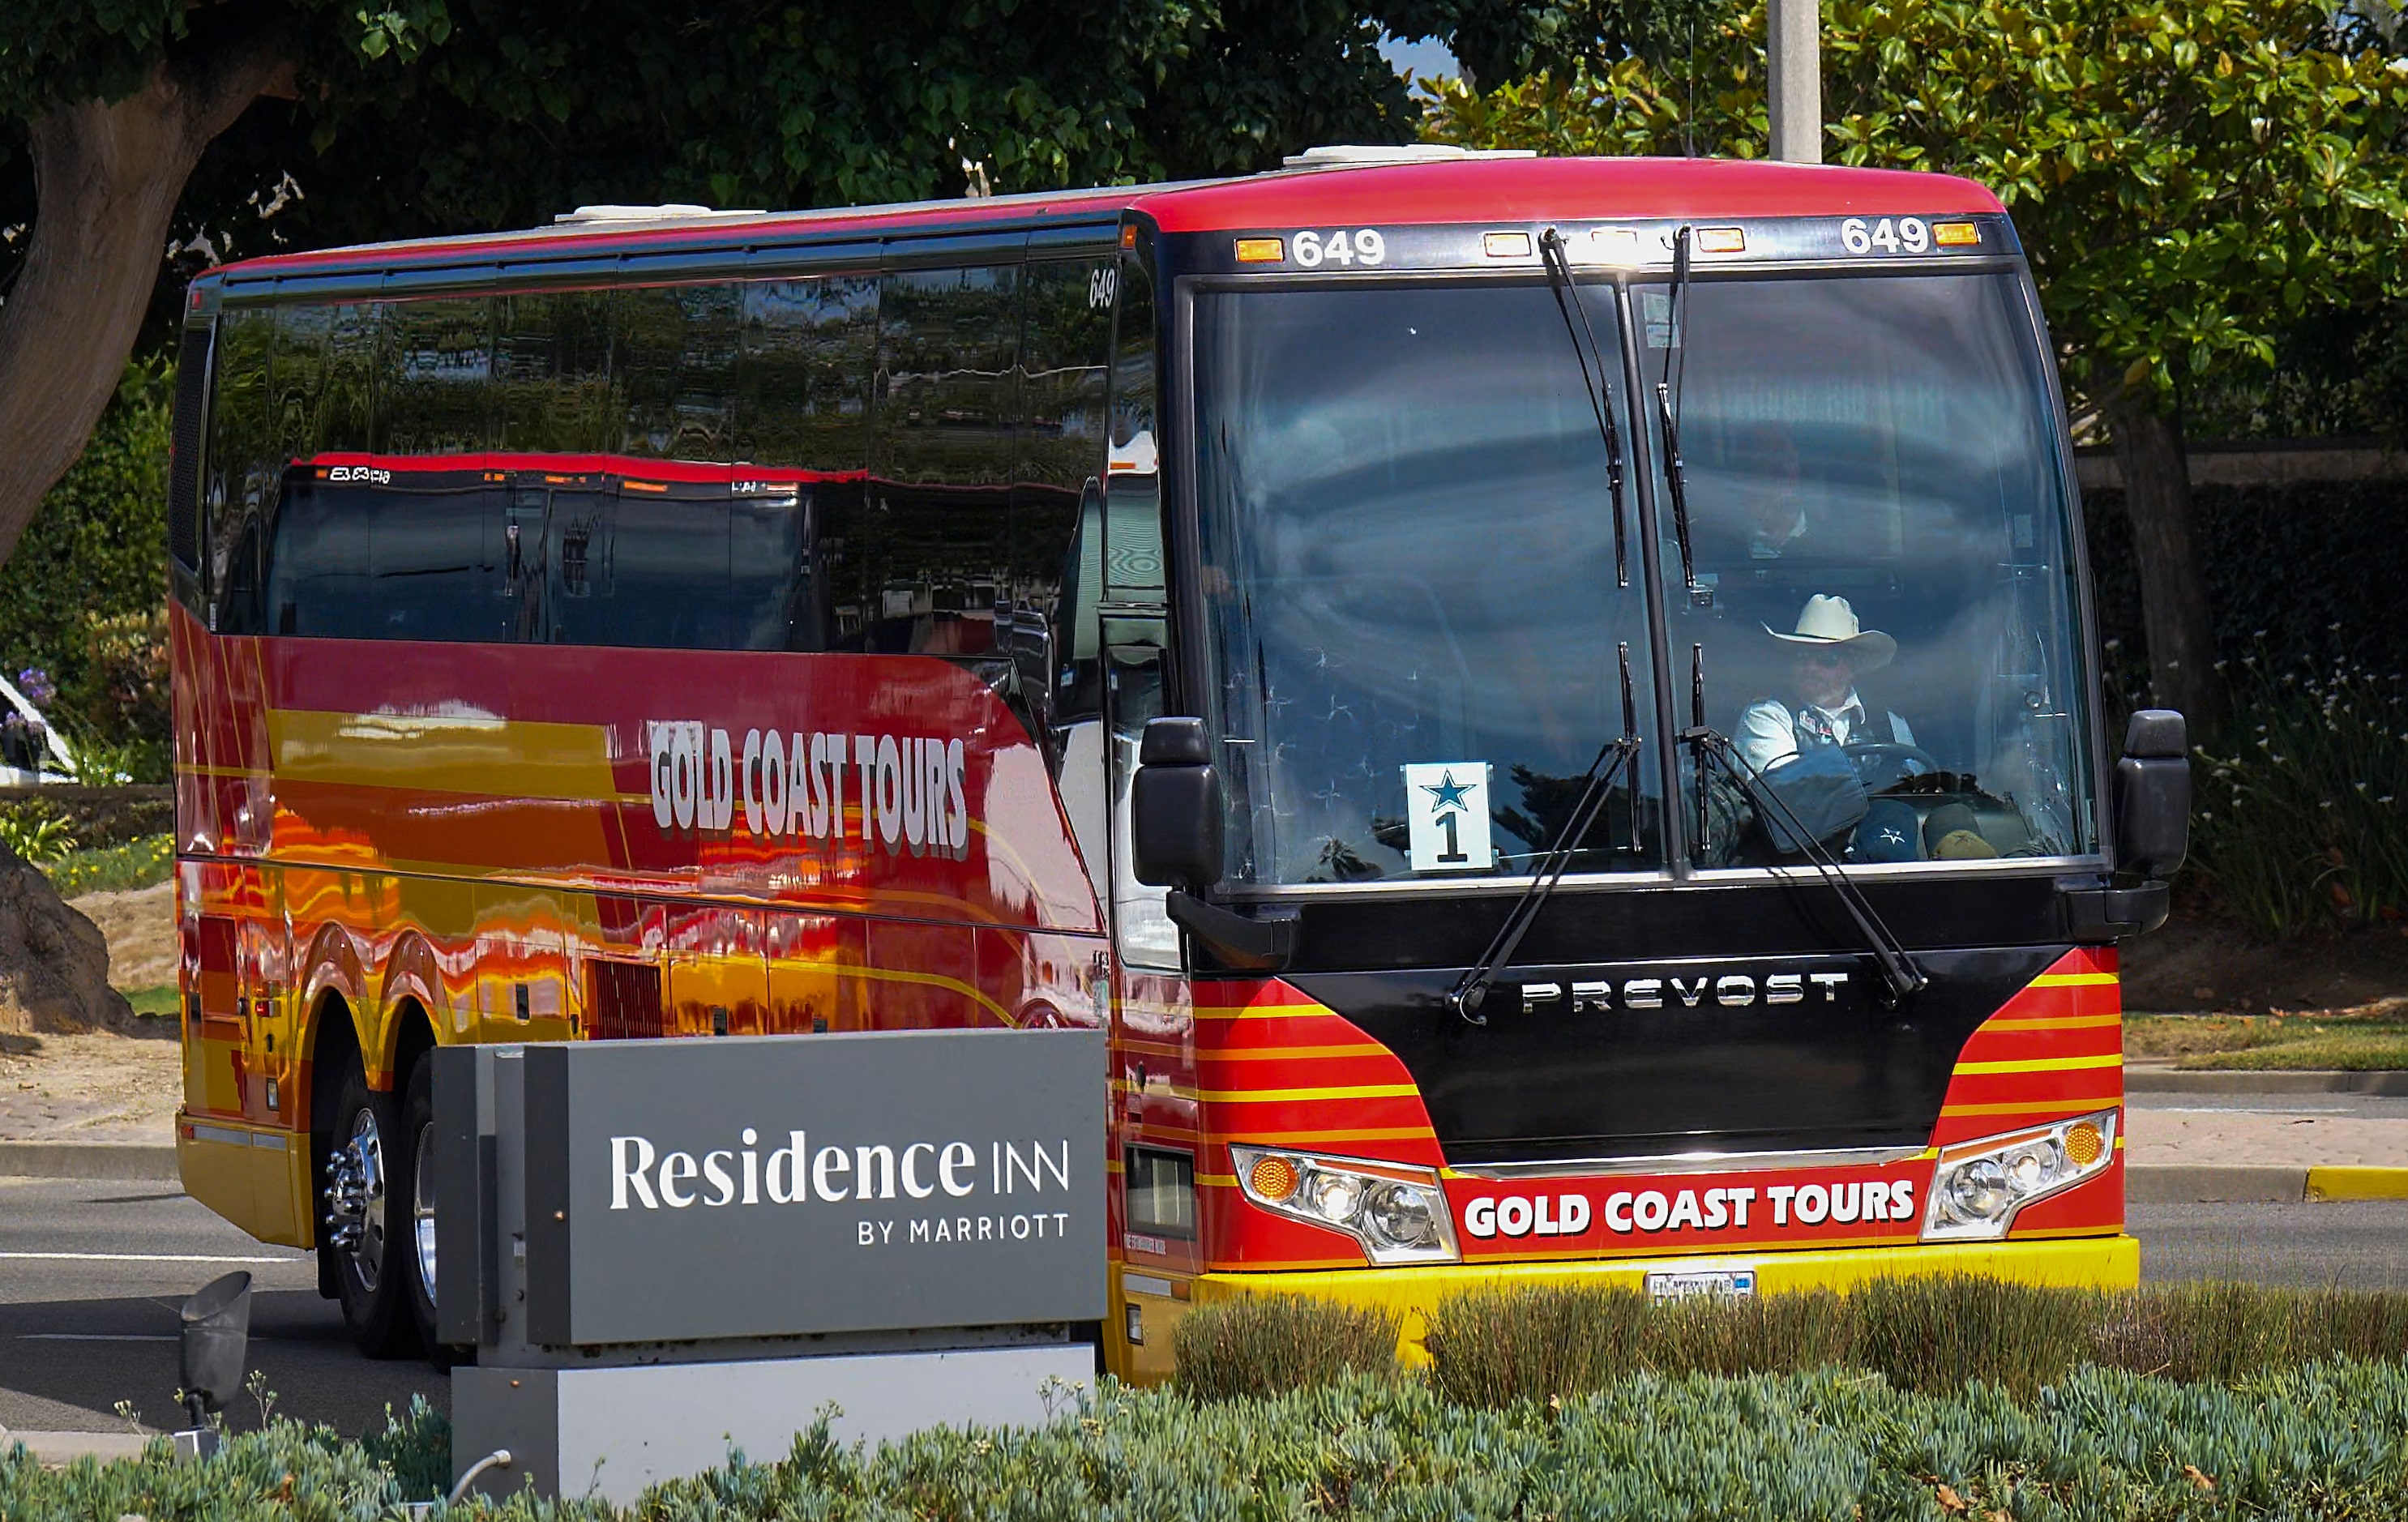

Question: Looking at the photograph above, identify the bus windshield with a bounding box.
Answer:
[1194,268,2097,887]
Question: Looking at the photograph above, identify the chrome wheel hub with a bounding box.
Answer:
[412,1120,438,1304]
[322,1109,388,1289]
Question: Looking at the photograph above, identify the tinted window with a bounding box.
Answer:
[864,265,1019,656]
[270,305,329,462]
[266,473,377,638]
[738,275,876,650]
[497,291,618,455]
[374,482,502,641]
[205,307,276,633]
[382,297,494,456]
[618,284,738,461]
[320,304,377,453]
[1017,260,1114,733]
[1107,255,1164,601]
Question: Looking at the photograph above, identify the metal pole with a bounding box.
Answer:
[1767,0,1822,164]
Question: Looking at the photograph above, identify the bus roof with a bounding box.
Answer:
[210,155,2005,287]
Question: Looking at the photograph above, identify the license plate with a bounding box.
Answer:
[1645,1268,1757,1302]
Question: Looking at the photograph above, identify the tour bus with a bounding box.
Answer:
[169,147,2188,1374]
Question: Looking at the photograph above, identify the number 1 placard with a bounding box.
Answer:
[1401,762,1493,874]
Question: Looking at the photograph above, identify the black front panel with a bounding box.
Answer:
[1291,944,2059,1165]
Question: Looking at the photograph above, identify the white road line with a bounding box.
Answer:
[0,1251,301,1265]
[17,1332,177,1341]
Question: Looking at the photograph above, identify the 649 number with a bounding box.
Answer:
[1840,216,1931,255]
[1292,229,1387,267]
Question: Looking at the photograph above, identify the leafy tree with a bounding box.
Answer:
[0,355,173,779]
[0,0,1543,585]
[1425,0,2408,729]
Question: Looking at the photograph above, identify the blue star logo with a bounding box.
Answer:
[1422,769,1475,814]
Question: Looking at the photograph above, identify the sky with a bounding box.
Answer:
[1378,33,1462,83]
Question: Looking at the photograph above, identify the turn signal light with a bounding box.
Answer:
[1248,1153,1299,1202]
[1234,237,1285,263]
[2064,1119,2104,1168]
[1934,221,1981,247]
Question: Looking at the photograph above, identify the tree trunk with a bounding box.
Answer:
[2105,395,2224,737]
[0,28,287,571]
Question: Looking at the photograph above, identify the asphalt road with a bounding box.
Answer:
[3,1178,2404,1436]
[0,1177,446,1438]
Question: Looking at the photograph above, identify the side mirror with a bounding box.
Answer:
[2113,708,2189,879]
[1131,717,1223,891]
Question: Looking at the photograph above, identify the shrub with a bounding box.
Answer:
[1426,1276,2408,1408]
[0,798,77,866]
[1171,1293,1401,1400]
[2188,648,2408,937]
[0,356,173,776]
[23,1362,2408,1520]
[46,832,173,897]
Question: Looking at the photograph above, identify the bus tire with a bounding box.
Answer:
[320,1058,420,1358]
[400,1058,466,1370]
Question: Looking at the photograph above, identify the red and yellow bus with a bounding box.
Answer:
[170,149,2182,1375]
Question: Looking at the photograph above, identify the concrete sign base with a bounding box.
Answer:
[454,1343,1095,1504]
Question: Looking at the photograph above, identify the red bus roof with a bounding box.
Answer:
[216,156,2005,282]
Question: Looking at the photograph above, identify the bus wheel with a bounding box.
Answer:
[320,1060,419,1357]
[401,1058,465,1370]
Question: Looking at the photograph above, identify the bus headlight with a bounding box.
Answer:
[1921,1109,2117,1242]
[1230,1145,1460,1265]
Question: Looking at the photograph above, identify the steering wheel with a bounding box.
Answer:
[1841,741,1942,793]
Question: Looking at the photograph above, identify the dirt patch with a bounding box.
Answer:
[71,879,174,991]
[2122,906,2408,1015]
[0,1027,182,1144]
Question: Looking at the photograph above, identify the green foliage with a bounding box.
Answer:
[1422,0,2408,413]
[1426,1276,2408,1407]
[2188,648,2408,936]
[0,1397,445,1518]
[0,797,76,865]
[1172,1293,1402,1399]
[23,1357,2408,1520]
[45,832,173,897]
[0,356,172,776]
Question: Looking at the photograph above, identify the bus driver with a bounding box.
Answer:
[1736,593,1916,776]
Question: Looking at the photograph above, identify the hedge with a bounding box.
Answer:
[15,1362,2408,1521]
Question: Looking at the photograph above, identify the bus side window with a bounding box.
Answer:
[204,307,276,635]
[738,274,877,652]
[866,264,1020,660]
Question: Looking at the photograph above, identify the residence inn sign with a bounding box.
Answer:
[513,1028,1106,1346]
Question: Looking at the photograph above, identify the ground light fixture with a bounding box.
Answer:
[1920,1109,2118,1242]
[1230,1145,1460,1265]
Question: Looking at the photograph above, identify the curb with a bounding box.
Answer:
[2128,1164,2408,1203]
[0,1430,154,1465]
[2126,1067,2408,1097]
[0,1141,179,1182]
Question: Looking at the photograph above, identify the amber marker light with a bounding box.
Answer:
[1934,221,1980,247]
[1234,237,1285,263]
[1120,224,1138,249]
[1483,231,1533,258]
[2064,1119,2104,1168]
[1694,226,1746,253]
[1248,1153,1299,1202]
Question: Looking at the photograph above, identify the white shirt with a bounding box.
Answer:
[1736,690,1915,776]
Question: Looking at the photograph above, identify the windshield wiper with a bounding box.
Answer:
[1655,225,1700,595]
[1538,228,1628,588]
[1678,643,1928,1007]
[1451,643,1643,1025]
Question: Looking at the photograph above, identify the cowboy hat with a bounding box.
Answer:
[1764,593,1896,669]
